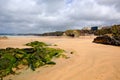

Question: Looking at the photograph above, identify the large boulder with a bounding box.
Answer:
[93,35,120,46]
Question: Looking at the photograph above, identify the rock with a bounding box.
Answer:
[64,30,80,37]
[0,36,8,40]
[93,35,120,46]
[12,68,17,72]
[17,64,24,69]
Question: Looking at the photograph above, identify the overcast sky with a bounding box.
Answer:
[0,0,120,33]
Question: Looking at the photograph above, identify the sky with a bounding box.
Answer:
[0,0,120,33]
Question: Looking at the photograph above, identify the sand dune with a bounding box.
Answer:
[1,36,120,80]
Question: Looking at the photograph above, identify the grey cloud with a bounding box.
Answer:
[0,0,120,33]
[96,0,120,11]
[96,0,120,6]
[66,0,120,25]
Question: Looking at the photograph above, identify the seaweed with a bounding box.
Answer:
[0,41,64,79]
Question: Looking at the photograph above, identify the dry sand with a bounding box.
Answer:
[0,36,120,80]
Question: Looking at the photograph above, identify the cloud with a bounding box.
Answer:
[96,0,120,11]
[0,0,120,33]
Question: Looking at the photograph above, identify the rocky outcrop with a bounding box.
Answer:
[40,31,64,36]
[0,36,8,40]
[64,30,80,37]
[93,35,120,46]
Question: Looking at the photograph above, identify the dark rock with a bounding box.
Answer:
[93,35,120,46]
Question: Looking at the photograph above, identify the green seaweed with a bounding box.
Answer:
[0,41,64,79]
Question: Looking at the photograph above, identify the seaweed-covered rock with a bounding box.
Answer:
[93,35,120,46]
[0,41,65,78]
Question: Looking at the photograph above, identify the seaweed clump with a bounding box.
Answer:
[0,41,64,79]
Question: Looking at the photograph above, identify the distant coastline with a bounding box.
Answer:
[0,34,40,37]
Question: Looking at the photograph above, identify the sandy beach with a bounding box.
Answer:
[1,36,120,80]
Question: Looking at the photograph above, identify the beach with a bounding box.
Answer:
[1,36,120,80]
